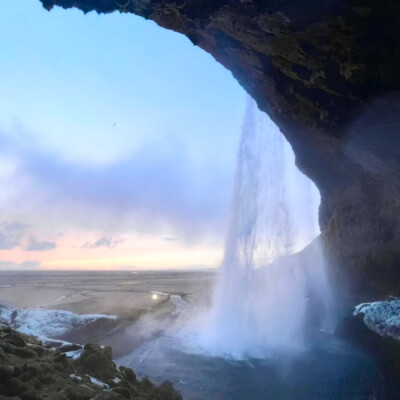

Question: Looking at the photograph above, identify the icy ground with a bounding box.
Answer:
[0,299,117,342]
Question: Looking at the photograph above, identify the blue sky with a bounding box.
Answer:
[0,1,320,270]
[0,0,247,269]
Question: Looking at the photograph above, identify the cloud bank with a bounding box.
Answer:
[0,220,56,252]
[24,237,56,251]
[82,237,125,249]
[0,125,235,243]
[0,260,41,270]
[0,222,27,250]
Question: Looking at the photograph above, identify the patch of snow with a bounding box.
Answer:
[66,349,83,360]
[15,309,117,338]
[70,374,82,381]
[354,299,400,341]
[0,300,117,343]
[0,300,14,325]
[40,337,72,348]
[88,375,110,389]
[113,377,121,384]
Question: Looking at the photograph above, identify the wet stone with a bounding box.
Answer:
[5,335,25,348]
[74,343,116,380]
[20,391,41,400]
[20,372,34,382]
[140,377,154,390]
[0,364,14,378]
[111,387,132,399]
[22,364,38,375]
[59,344,82,353]
[93,391,124,400]
[28,345,44,356]
[65,385,97,400]
[13,347,36,359]
[158,381,183,400]
[38,371,53,384]
[5,378,27,396]
[123,368,136,383]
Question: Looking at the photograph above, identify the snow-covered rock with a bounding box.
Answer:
[0,300,117,342]
[88,375,110,389]
[354,299,400,341]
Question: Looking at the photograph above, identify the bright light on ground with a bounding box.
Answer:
[152,293,158,300]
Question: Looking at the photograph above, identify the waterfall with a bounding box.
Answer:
[198,97,333,359]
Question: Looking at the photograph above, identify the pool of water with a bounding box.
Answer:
[118,329,381,400]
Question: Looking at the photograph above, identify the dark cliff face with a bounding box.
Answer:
[40,0,400,302]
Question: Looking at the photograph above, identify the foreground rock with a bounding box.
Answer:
[336,300,400,399]
[0,326,182,400]
[354,299,400,342]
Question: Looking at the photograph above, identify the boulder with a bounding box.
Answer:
[74,343,116,380]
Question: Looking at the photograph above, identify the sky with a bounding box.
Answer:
[0,0,247,270]
[0,1,320,271]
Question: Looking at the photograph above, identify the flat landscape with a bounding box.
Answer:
[0,270,216,316]
[0,270,216,357]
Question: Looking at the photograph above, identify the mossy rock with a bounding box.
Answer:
[0,326,182,400]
